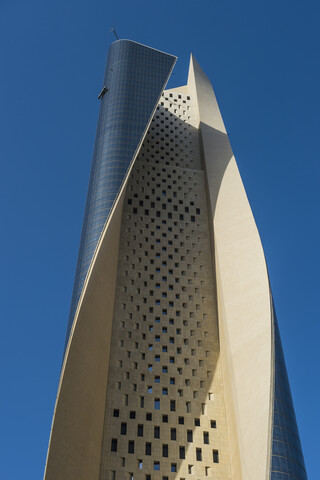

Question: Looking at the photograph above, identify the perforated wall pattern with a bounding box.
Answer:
[98,90,232,480]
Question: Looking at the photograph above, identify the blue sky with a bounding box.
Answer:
[0,0,319,478]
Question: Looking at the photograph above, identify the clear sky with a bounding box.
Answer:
[0,0,319,478]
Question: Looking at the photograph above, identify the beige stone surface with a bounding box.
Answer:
[188,54,272,480]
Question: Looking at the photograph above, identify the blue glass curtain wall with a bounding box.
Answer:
[64,40,176,350]
[270,301,307,479]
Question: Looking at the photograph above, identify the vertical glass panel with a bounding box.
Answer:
[64,40,176,350]
[270,300,307,479]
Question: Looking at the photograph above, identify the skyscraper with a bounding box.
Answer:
[44,40,307,480]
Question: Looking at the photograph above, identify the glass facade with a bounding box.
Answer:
[271,301,307,479]
[64,40,176,348]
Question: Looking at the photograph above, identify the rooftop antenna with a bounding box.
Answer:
[110,26,119,40]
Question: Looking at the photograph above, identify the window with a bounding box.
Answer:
[211,420,217,428]
[155,376,160,383]
[154,426,160,438]
[146,442,152,455]
[196,448,202,461]
[121,423,127,435]
[137,424,143,437]
[154,462,160,471]
[162,414,168,423]
[178,416,184,425]
[128,441,134,454]
[171,464,177,473]
[170,377,175,385]
[162,444,168,457]
[154,399,160,410]
[171,428,176,440]
[146,413,152,421]
[179,446,185,459]
[170,400,176,411]
[204,432,209,444]
[138,460,143,470]
[195,418,200,426]
[187,430,193,442]
[129,411,136,419]
[113,409,119,417]
[213,450,219,463]
[111,438,117,452]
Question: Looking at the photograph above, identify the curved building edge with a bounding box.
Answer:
[44,44,176,480]
[65,40,176,351]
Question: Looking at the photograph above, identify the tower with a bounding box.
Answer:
[44,40,307,480]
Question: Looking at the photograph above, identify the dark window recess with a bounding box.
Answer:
[213,450,219,463]
[171,428,176,441]
[137,424,143,436]
[146,442,152,455]
[113,409,119,417]
[146,412,152,421]
[196,448,202,461]
[187,430,193,442]
[170,400,176,411]
[111,438,117,452]
[162,415,168,423]
[162,444,169,457]
[178,416,184,425]
[129,411,136,419]
[179,446,185,459]
[195,418,200,426]
[211,420,217,428]
[154,426,160,438]
[204,432,209,444]
[128,441,134,454]
[121,422,127,435]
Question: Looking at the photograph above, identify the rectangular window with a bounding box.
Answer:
[178,416,184,425]
[146,413,152,421]
[170,400,176,411]
[196,448,202,461]
[137,424,143,436]
[128,441,134,454]
[129,411,136,419]
[171,428,176,441]
[213,450,219,463]
[154,426,160,438]
[111,438,117,452]
[146,442,152,455]
[211,420,217,428]
[121,422,127,435]
[204,432,209,444]
[187,430,193,442]
[162,444,168,457]
[154,398,160,410]
[154,461,160,471]
[171,463,177,472]
[179,446,185,459]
